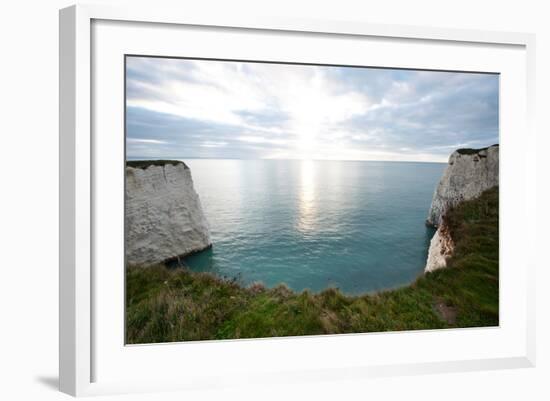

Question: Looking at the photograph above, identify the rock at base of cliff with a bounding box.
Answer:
[425,224,454,273]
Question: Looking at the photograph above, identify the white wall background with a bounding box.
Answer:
[0,0,547,400]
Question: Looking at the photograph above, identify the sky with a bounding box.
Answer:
[126,56,499,163]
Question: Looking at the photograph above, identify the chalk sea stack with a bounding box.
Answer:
[425,145,499,272]
[427,145,499,227]
[125,160,211,266]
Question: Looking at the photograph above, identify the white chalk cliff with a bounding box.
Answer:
[126,161,212,266]
[425,145,499,272]
[427,145,499,227]
[425,224,454,273]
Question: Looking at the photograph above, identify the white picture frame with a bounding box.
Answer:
[59,4,536,397]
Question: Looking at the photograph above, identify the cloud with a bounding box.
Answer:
[127,138,168,145]
[126,56,499,162]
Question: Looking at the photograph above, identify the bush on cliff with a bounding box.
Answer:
[126,187,499,344]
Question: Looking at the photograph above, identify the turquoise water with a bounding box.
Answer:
[181,159,445,295]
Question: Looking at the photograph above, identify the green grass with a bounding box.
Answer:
[456,144,498,155]
[126,160,187,169]
[126,187,499,344]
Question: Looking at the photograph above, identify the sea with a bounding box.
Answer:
[180,159,445,295]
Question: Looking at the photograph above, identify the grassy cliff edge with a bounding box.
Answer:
[126,160,188,170]
[126,187,498,344]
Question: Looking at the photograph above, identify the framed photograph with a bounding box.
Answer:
[59,4,536,396]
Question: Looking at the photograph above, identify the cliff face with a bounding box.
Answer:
[427,145,499,227]
[425,145,499,272]
[126,161,211,266]
[425,223,454,273]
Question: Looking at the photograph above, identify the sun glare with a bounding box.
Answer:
[297,159,317,233]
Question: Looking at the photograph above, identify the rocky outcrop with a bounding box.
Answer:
[427,145,499,227]
[425,223,454,273]
[424,145,499,272]
[125,161,211,265]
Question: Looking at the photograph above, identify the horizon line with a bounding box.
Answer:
[126,156,449,164]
